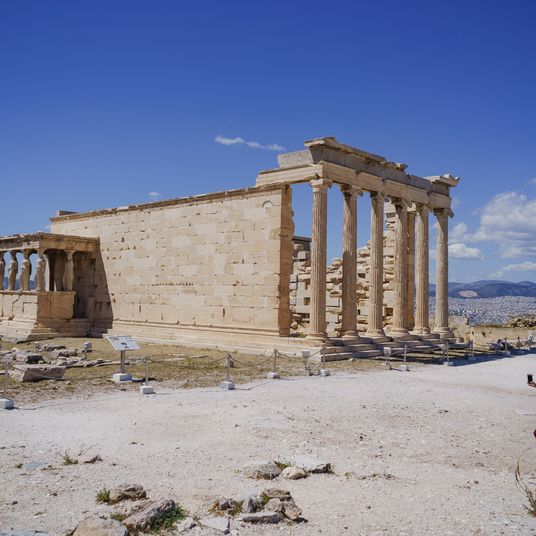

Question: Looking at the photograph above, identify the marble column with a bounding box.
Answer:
[433,208,453,337]
[63,250,75,292]
[7,251,18,291]
[413,204,430,334]
[307,179,331,342]
[366,191,385,338]
[406,209,416,331]
[0,252,5,290]
[19,250,31,291]
[340,185,361,338]
[391,199,409,337]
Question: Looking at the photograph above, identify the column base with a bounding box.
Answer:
[341,330,361,340]
[306,332,328,346]
[411,327,431,336]
[389,328,409,338]
[365,329,387,340]
[433,327,454,338]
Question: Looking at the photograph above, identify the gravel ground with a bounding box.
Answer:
[1,355,536,535]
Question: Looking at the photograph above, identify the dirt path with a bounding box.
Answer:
[1,354,536,535]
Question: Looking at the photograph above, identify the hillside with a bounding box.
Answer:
[429,280,536,298]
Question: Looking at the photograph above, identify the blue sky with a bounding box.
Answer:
[1,1,535,283]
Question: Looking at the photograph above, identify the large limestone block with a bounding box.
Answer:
[9,364,66,382]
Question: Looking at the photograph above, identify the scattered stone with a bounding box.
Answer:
[265,498,284,514]
[281,466,307,480]
[199,516,230,533]
[176,516,197,532]
[13,352,44,364]
[278,455,332,474]
[214,497,240,512]
[123,498,176,531]
[40,344,66,352]
[237,511,281,524]
[73,515,128,536]
[8,365,66,382]
[261,488,291,501]
[243,460,281,480]
[282,499,302,521]
[242,493,262,513]
[109,483,147,504]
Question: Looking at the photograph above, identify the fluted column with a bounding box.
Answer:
[406,209,416,330]
[366,192,385,338]
[340,185,362,338]
[391,199,409,337]
[307,179,331,342]
[63,250,75,292]
[413,204,430,334]
[433,208,453,336]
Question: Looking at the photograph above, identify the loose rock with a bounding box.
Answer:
[109,483,146,504]
[176,516,196,532]
[237,511,281,524]
[73,515,128,536]
[123,498,176,531]
[199,516,230,533]
[278,455,332,474]
[8,365,66,382]
[281,466,307,480]
[243,460,281,480]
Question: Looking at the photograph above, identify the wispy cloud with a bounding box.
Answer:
[528,177,536,185]
[490,260,536,278]
[148,191,161,200]
[215,135,285,151]
[465,191,536,258]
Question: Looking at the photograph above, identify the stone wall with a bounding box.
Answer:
[290,203,397,335]
[50,185,294,341]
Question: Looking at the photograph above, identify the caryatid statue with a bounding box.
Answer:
[7,251,18,291]
[0,253,5,290]
[19,251,32,291]
[34,252,47,291]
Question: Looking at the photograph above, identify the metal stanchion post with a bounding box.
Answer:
[399,344,409,371]
[220,354,235,390]
[302,350,311,376]
[1,359,14,410]
[320,347,331,377]
[140,357,155,395]
[443,340,453,366]
[267,349,280,380]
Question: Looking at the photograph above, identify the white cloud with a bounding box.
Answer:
[448,242,483,260]
[450,222,468,241]
[215,135,285,151]
[491,260,536,278]
[215,135,245,146]
[528,177,536,185]
[148,191,161,200]
[466,191,536,258]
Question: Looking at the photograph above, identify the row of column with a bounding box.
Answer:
[0,250,75,292]
[307,180,452,342]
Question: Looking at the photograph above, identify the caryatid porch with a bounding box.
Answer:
[257,137,459,344]
[0,233,99,341]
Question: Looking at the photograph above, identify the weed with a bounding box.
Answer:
[275,461,290,471]
[15,463,23,469]
[61,451,78,465]
[96,487,111,504]
[150,505,185,532]
[110,512,127,522]
[515,461,536,517]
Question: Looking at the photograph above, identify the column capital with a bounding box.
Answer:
[389,196,410,209]
[339,184,363,197]
[433,207,454,219]
[310,178,332,192]
[370,191,385,204]
[415,203,430,214]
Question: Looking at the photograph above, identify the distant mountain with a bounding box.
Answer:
[430,280,536,298]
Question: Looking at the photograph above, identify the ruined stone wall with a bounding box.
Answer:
[50,185,293,340]
[290,203,397,335]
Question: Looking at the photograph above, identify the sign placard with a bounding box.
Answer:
[106,335,140,352]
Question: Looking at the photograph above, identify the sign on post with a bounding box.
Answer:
[106,335,140,382]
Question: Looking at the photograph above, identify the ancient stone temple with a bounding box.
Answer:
[0,137,458,358]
